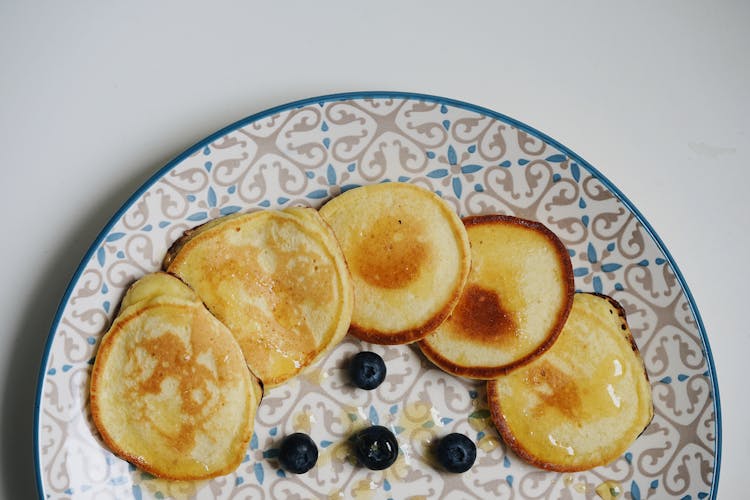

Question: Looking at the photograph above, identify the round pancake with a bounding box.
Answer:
[487,293,653,472]
[90,272,262,480]
[165,207,353,386]
[418,214,574,378]
[318,182,471,344]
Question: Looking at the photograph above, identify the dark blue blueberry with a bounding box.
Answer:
[352,425,399,470]
[278,432,318,474]
[437,433,476,473]
[349,351,386,390]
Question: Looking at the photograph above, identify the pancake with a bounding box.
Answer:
[318,182,471,344]
[89,272,262,480]
[418,214,574,378]
[487,293,654,472]
[164,207,353,386]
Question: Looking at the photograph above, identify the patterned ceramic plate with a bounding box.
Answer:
[34,92,721,499]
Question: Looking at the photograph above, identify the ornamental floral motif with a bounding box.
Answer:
[37,95,717,499]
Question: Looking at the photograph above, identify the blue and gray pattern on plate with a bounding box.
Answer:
[35,92,719,499]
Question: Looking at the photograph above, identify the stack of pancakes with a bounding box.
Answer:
[322,189,652,471]
[91,208,353,479]
[90,272,264,479]
[90,181,652,480]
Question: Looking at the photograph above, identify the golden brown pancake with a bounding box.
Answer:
[318,182,471,344]
[89,272,262,480]
[164,207,353,386]
[487,293,653,472]
[419,214,574,378]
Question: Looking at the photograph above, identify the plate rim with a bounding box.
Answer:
[33,90,722,499]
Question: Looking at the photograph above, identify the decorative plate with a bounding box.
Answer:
[35,92,720,499]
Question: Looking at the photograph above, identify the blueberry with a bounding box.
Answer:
[436,433,476,473]
[278,432,318,474]
[349,351,386,390]
[352,425,399,470]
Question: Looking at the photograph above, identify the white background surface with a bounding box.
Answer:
[1,1,746,498]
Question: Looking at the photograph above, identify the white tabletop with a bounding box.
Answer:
[2,2,746,498]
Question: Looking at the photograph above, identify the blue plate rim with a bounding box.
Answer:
[33,90,721,499]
